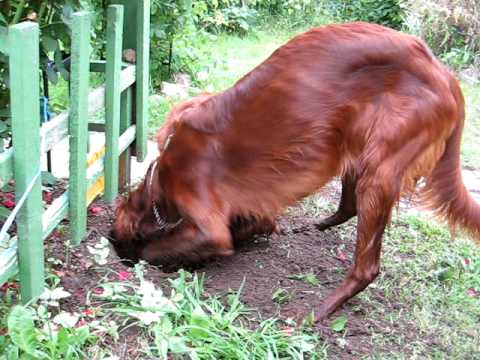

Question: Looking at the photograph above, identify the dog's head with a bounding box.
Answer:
[108,160,183,266]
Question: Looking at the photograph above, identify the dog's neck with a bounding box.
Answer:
[147,159,183,232]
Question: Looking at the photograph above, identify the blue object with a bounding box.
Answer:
[40,96,55,123]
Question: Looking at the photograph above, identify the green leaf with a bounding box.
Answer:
[7,306,46,359]
[41,36,59,53]
[190,306,210,339]
[46,66,58,85]
[272,288,290,305]
[288,272,319,286]
[331,315,348,332]
[0,121,9,134]
[0,13,7,26]
[0,206,11,219]
[41,171,57,186]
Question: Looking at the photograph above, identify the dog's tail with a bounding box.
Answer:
[421,109,480,243]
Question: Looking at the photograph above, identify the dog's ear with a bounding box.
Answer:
[178,94,231,134]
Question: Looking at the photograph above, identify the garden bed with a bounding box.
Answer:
[37,181,443,359]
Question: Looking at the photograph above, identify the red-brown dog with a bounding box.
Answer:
[109,22,480,321]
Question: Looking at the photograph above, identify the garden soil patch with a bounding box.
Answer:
[43,181,420,359]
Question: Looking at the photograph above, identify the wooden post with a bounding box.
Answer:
[104,5,124,202]
[135,0,150,162]
[9,22,44,302]
[119,87,132,192]
[69,12,90,245]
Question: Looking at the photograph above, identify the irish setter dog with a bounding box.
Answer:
[109,22,480,321]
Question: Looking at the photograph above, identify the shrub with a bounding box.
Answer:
[402,0,479,69]
[333,0,405,30]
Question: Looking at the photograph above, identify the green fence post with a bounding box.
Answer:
[9,22,44,302]
[119,87,133,192]
[135,0,150,162]
[69,12,91,245]
[104,5,124,202]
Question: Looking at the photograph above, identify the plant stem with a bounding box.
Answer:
[11,0,26,24]
[38,1,48,25]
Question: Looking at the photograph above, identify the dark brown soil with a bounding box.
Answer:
[40,181,414,359]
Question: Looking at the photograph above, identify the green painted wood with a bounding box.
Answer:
[111,0,137,50]
[40,66,135,154]
[90,60,129,72]
[119,87,132,191]
[69,11,91,245]
[42,193,68,240]
[119,124,136,154]
[9,22,44,303]
[0,26,8,54]
[104,5,124,202]
[135,0,150,162]
[0,148,14,188]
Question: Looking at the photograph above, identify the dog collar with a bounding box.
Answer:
[147,158,183,231]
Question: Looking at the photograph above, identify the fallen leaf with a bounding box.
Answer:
[467,288,479,298]
[92,287,104,295]
[331,315,348,332]
[82,308,96,317]
[89,206,103,214]
[118,270,132,281]
[43,191,53,204]
[53,270,66,277]
[336,248,348,262]
[3,199,15,208]
[281,326,295,337]
[76,319,88,328]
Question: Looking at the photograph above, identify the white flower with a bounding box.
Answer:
[53,312,80,328]
[129,311,161,325]
[40,287,71,301]
[87,238,110,265]
[40,287,71,307]
[138,280,176,311]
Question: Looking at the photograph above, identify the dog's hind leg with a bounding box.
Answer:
[314,127,436,321]
[316,170,357,231]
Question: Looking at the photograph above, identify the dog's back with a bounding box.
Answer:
[167,22,461,221]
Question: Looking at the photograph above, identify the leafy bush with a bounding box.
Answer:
[402,0,479,69]
[0,0,105,148]
[194,1,258,35]
[1,305,96,359]
[333,0,405,29]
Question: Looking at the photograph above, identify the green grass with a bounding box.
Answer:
[369,214,480,358]
[147,29,294,134]
[461,83,480,169]
[0,266,326,359]
[301,196,480,358]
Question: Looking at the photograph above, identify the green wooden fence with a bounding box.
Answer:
[0,0,150,303]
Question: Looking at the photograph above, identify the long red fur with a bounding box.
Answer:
[110,21,480,319]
